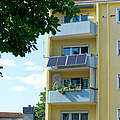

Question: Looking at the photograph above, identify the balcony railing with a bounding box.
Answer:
[49,21,97,40]
[47,88,97,104]
[47,54,97,71]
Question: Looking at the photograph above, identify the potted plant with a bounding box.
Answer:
[60,89,65,95]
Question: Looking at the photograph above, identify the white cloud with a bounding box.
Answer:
[24,61,33,66]
[16,72,46,89]
[25,66,45,71]
[12,86,25,92]
[0,59,16,66]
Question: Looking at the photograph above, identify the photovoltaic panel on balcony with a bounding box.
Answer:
[56,56,67,66]
[76,54,87,65]
[47,57,58,67]
[66,55,77,66]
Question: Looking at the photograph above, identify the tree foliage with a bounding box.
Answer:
[34,90,46,120]
[0,0,80,57]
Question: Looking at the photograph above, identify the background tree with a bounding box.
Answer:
[34,90,46,120]
[0,0,80,57]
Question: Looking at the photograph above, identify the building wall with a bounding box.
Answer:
[23,114,34,120]
[49,38,96,57]
[98,3,120,120]
[55,6,96,24]
[46,2,120,120]
[109,3,120,120]
[51,104,96,120]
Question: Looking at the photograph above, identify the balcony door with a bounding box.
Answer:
[62,112,88,120]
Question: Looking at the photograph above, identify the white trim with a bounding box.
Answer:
[75,1,120,5]
[116,8,120,24]
[63,45,88,48]
[62,45,89,56]
[61,111,88,114]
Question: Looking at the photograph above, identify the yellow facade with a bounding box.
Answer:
[46,1,120,120]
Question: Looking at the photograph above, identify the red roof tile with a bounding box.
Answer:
[0,112,23,118]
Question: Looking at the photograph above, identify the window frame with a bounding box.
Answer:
[63,78,89,89]
[116,8,120,23]
[117,108,120,120]
[61,111,88,120]
[117,40,120,56]
[62,45,89,56]
[63,14,88,24]
[117,74,120,90]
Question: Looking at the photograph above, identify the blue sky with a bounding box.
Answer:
[0,35,47,113]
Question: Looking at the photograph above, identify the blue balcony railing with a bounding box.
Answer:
[47,89,97,104]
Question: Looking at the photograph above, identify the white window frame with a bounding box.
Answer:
[117,40,120,56]
[117,74,120,90]
[61,111,88,120]
[116,8,120,23]
[63,78,89,88]
[117,108,120,120]
[63,45,89,56]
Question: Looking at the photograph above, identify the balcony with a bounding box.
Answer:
[49,21,97,40]
[47,54,97,71]
[47,89,97,104]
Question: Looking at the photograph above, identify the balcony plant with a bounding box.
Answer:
[68,83,76,90]
[52,84,61,90]
[59,89,65,95]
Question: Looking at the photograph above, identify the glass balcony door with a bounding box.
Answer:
[62,112,88,120]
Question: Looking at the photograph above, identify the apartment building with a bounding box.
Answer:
[46,0,120,120]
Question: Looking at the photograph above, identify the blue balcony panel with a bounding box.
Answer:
[49,21,97,40]
[47,89,97,104]
[47,55,97,71]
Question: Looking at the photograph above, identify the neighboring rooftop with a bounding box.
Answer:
[0,112,23,118]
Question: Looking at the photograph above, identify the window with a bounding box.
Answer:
[63,78,89,89]
[63,15,88,23]
[62,112,88,120]
[117,41,120,56]
[63,48,71,56]
[64,16,70,23]
[63,46,88,56]
[73,16,80,22]
[72,47,80,55]
[81,15,88,21]
[117,8,120,23]
[117,109,120,120]
[117,74,120,89]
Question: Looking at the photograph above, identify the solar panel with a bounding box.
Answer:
[47,57,58,67]
[56,56,67,66]
[47,54,87,67]
[66,55,77,66]
[76,54,87,65]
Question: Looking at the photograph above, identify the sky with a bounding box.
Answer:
[0,35,47,113]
